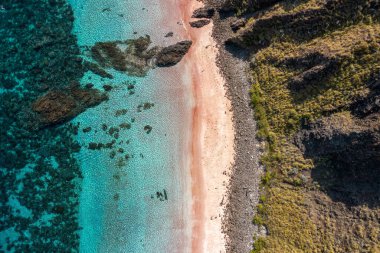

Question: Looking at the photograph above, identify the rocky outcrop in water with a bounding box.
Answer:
[90,35,159,77]
[155,41,192,67]
[89,36,192,74]
[165,32,174,37]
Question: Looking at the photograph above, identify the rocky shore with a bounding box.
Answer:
[203,1,263,252]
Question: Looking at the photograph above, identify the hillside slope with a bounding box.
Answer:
[222,0,380,252]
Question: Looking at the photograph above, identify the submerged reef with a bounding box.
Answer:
[0,0,106,251]
[207,0,380,252]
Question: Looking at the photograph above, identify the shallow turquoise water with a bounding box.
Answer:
[68,0,193,252]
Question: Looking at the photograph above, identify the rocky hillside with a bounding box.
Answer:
[221,0,380,252]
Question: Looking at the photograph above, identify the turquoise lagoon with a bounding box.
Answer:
[68,0,193,252]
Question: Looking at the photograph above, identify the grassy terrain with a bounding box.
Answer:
[239,2,380,252]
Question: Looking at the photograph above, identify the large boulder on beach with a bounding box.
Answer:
[155,41,192,67]
[190,19,211,28]
[191,7,215,19]
[32,83,108,127]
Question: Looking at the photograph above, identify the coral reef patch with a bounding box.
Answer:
[0,0,106,251]
[32,83,108,128]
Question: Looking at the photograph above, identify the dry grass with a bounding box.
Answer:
[248,6,380,252]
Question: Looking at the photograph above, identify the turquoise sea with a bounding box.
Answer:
[69,0,193,252]
[0,0,193,252]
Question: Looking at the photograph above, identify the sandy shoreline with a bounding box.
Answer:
[205,1,262,252]
[179,1,236,252]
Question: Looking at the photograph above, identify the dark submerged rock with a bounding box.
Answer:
[1,77,18,89]
[32,85,108,127]
[144,125,152,134]
[165,32,174,37]
[103,84,113,91]
[90,35,159,77]
[83,60,114,79]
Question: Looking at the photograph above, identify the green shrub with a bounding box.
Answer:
[253,214,264,225]
[261,171,274,186]
[251,238,266,253]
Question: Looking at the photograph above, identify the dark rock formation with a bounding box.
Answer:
[230,19,246,32]
[226,8,329,51]
[352,79,380,117]
[281,52,335,69]
[155,41,192,67]
[90,35,159,77]
[223,0,281,12]
[103,84,113,91]
[91,41,126,71]
[288,60,339,91]
[190,19,211,28]
[226,0,380,52]
[295,112,380,206]
[144,125,152,134]
[90,36,192,74]
[191,7,215,18]
[32,84,107,127]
